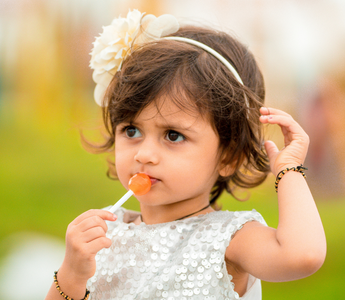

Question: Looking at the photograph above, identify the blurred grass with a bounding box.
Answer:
[1,98,344,298]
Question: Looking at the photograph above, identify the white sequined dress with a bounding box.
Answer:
[87,208,267,300]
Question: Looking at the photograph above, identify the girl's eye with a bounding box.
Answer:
[125,126,142,138]
[166,130,185,143]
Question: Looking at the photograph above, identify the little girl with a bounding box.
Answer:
[45,10,326,300]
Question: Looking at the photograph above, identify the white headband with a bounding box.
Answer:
[90,9,246,107]
[164,36,244,85]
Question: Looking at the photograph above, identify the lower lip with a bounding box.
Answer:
[149,178,159,185]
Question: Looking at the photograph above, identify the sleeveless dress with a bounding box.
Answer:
[87,208,267,300]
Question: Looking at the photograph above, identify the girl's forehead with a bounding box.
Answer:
[136,97,200,122]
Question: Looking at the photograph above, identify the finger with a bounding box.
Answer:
[264,140,279,162]
[259,114,303,133]
[73,209,117,226]
[87,237,112,254]
[82,226,108,243]
[77,215,109,234]
[260,107,291,117]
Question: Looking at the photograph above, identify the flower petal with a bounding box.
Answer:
[94,84,107,107]
[145,14,179,38]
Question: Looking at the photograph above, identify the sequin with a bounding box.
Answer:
[205,274,212,281]
[128,260,135,266]
[188,265,196,272]
[211,279,218,287]
[197,266,204,273]
[202,288,210,295]
[191,252,198,259]
[162,291,169,297]
[217,235,224,242]
[180,274,187,280]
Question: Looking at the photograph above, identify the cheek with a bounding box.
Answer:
[167,148,219,183]
[114,144,130,187]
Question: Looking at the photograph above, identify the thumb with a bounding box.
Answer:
[264,140,279,162]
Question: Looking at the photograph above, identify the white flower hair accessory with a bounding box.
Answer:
[89,9,180,106]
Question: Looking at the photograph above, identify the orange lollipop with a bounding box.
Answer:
[109,173,151,213]
[128,173,152,196]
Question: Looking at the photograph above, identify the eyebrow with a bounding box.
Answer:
[132,119,198,133]
[160,122,197,132]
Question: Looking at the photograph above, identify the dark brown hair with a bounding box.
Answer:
[93,25,270,204]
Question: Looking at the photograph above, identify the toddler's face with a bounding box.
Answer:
[114,97,222,208]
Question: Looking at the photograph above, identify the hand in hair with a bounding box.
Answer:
[259,107,310,176]
[224,107,325,283]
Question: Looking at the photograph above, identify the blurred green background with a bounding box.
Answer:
[1,0,345,299]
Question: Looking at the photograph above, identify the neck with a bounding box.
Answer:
[140,202,213,224]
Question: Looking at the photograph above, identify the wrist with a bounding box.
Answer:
[273,162,304,177]
[274,164,308,193]
[56,265,89,299]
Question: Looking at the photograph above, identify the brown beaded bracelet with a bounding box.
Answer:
[275,164,308,192]
[54,271,90,300]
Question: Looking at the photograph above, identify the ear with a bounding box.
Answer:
[217,150,242,177]
[218,163,235,177]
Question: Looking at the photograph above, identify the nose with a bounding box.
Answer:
[134,139,160,165]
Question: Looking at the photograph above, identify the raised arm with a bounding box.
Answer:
[225,107,326,282]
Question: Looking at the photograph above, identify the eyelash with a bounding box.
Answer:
[119,125,186,143]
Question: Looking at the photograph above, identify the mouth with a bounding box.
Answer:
[133,172,160,186]
[148,176,159,185]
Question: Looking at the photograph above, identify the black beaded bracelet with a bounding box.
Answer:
[275,164,308,193]
[54,271,90,300]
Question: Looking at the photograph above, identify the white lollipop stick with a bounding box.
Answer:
[109,190,134,213]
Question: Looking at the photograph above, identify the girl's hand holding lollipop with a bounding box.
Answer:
[56,174,151,299]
